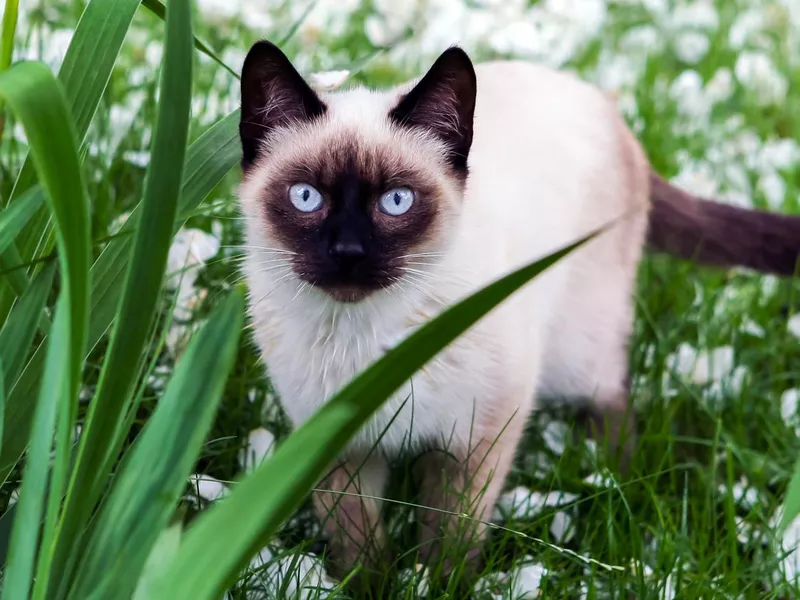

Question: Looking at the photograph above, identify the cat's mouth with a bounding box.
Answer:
[297,268,396,303]
[318,284,377,303]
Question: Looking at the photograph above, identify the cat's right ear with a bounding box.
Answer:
[239,40,327,171]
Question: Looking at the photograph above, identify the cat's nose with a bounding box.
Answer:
[329,239,367,268]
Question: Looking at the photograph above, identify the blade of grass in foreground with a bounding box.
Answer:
[151,223,616,600]
[0,0,142,323]
[0,187,45,256]
[0,303,69,600]
[0,260,55,387]
[68,289,244,600]
[779,457,800,531]
[141,0,237,78]
[0,109,240,482]
[48,0,194,593]
[0,60,91,414]
[0,0,19,142]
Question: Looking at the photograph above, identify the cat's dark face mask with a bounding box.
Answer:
[238,41,476,302]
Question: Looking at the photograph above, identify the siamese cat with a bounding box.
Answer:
[236,40,800,586]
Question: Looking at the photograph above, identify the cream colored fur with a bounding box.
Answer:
[238,58,651,578]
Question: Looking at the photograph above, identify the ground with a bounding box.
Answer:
[4,0,800,598]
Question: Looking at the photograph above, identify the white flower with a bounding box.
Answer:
[757,138,800,173]
[493,486,579,521]
[770,505,800,583]
[669,70,708,120]
[509,561,548,599]
[196,0,239,23]
[705,68,734,103]
[673,31,709,64]
[309,70,350,91]
[788,313,800,339]
[186,473,229,505]
[669,0,719,31]
[239,428,277,473]
[254,553,337,600]
[667,344,734,386]
[741,318,765,338]
[397,564,430,597]
[165,228,221,353]
[718,477,760,510]
[550,511,575,543]
[781,388,800,424]
[583,470,614,488]
[122,150,150,168]
[729,9,766,50]
[758,170,786,208]
[542,420,569,454]
[241,4,273,32]
[735,51,788,106]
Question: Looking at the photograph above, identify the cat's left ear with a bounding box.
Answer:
[239,40,327,171]
[389,46,477,173]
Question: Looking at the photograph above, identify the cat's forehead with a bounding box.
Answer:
[320,84,410,130]
[255,83,451,185]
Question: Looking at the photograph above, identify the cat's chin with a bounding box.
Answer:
[318,284,379,304]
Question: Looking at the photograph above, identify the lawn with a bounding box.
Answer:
[3,0,800,598]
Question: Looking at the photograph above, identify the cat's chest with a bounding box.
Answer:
[251,297,507,452]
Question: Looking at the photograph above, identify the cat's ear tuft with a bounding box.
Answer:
[239,40,327,171]
[388,46,477,173]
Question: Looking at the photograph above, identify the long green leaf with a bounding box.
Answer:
[47,0,194,593]
[0,60,91,405]
[0,187,45,257]
[0,109,240,480]
[0,0,20,142]
[780,458,800,531]
[152,225,612,600]
[69,288,244,599]
[0,260,55,387]
[0,302,68,600]
[0,359,4,459]
[0,0,142,323]
[141,0,238,78]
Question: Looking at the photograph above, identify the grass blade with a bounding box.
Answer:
[152,223,616,600]
[780,458,800,530]
[0,0,19,75]
[46,0,194,592]
[0,109,240,480]
[0,60,91,405]
[0,358,4,458]
[0,0,20,141]
[0,187,43,259]
[0,259,55,387]
[68,288,244,600]
[0,302,69,600]
[0,0,142,324]
[141,0,238,78]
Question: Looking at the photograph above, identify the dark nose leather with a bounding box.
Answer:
[329,239,367,268]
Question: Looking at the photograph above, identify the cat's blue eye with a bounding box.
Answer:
[289,183,323,213]
[378,187,414,216]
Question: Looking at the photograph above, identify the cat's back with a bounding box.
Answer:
[457,59,646,263]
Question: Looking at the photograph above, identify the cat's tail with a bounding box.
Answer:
[645,170,800,276]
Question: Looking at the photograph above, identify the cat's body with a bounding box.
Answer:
[241,59,646,454]
[236,41,800,590]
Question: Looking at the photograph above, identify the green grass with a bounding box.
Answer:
[4,0,800,598]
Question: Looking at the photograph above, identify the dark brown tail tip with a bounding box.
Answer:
[646,172,800,276]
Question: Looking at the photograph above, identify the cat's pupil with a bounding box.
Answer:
[394,193,401,205]
[301,189,310,202]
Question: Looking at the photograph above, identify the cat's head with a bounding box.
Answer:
[237,41,477,304]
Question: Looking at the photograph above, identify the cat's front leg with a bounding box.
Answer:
[413,411,526,585]
[313,453,390,593]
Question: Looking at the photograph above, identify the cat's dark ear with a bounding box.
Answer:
[389,47,477,173]
[239,40,326,171]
